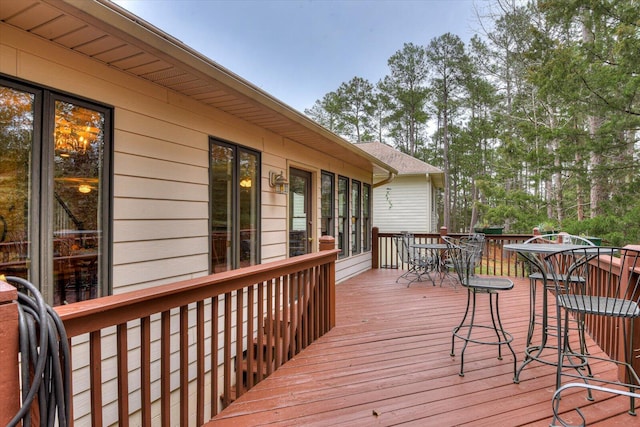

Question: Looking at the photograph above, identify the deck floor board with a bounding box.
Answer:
[207,268,636,426]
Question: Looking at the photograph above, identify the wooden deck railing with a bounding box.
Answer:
[372,227,533,277]
[3,231,637,425]
[30,246,337,426]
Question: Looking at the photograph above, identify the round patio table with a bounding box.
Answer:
[503,243,609,382]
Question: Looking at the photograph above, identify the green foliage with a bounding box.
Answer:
[305,0,640,245]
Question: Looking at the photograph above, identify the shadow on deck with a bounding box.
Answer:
[208,268,635,426]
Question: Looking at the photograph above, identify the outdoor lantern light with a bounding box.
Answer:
[269,170,289,194]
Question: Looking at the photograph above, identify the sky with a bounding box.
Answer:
[111,0,482,113]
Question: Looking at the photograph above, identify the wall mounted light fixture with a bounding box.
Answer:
[269,171,289,194]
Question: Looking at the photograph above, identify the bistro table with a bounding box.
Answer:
[503,243,610,382]
[410,243,454,287]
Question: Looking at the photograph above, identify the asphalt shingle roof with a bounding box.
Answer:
[356,142,443,176]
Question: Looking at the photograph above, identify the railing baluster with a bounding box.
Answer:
[235,290,244,398]
[140,316,151,427]
[283,274,292,362]
[223,293,232,406]
[117,323,129,426]
[297,271,303,352]
[196,300,205,425]
[90,330,103,427]
[210,295,219,417]
[246,284,255,389]
[266,279,274,377]
[256,282,264,383]
[160,311,170,425]
[180,305,188,426]
[275,277,282,368]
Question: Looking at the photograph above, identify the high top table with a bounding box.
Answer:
[503,243,608,382]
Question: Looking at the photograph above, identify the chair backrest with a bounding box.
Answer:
[523,233,595,274]
[443,236,483,286]
[545,247,640,318]
[524,233,595,246]
[395,233,415,265]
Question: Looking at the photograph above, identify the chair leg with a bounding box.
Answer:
[451,289,473,376]
[457,290,477,377]
[556,307,594,402]
[490,292,517,380]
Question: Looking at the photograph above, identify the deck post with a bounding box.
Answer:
[371,227,379,269]
[0,278,20,424]
[439,226,448,242]
[319,236,336,328]
[319,235,335,252]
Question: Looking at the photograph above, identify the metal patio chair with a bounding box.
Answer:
[444,235,516,378]
[546,246,640,421]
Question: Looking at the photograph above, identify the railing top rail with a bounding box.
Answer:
[55,250,339,337]
[375,231,534,239]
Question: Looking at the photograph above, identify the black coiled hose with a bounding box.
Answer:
[6,276,71,427]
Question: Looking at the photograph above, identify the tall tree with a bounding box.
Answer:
[532,0,640,219]
[335,77,376,142]
[304,91,345,134]
[378,43,430,155]
[426,33,470,230]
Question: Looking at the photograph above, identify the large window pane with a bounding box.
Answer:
[338,176,348,258]
[211,143,233,272]
[0,86,33,283]
[363,183,371,251]
[210,139,260,272]
[239,150,258,267]
[351,180,361,255]
[53,100,104,304]
[321,171,334,237]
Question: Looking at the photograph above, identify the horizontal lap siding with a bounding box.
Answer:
[2,22,372,424]
[373,176,431,233]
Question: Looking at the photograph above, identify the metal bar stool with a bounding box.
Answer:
[444,235,517,379]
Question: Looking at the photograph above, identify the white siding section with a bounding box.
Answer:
[373,175,436,233]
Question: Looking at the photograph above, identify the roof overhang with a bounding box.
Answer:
[0,0,396,176]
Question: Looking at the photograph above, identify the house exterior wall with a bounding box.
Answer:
[0,23,372,291]
[372,175,437,234]
[1,22,374,424]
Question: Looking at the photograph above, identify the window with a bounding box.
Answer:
[0,77,112,306]
[337,176,349,258]
[351,180,361,255]
[210,138,260,272]
[363,183,371,251]
[321,171,334,237]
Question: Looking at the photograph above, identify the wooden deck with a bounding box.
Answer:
[207,268,637,426]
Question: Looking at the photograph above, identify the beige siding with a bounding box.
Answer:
[1,21,377,424]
